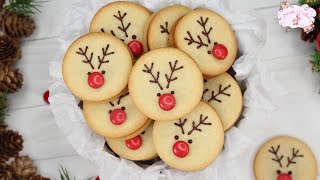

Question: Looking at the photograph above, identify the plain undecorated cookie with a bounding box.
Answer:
[129,48,203,121]
[202,73,242,131]
[174,9,237,77]
[63,33,133,101]
[106,122,157,161]
[83,91,148,138]
[254,136,318,180]
[90,1,151,57]
[148,5,191,50]
[153,102,224,171]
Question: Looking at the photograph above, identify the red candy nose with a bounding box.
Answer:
[109,109,126,125]
[172,140,189,158]
[125,135,142,150]
[43,90,50,104]
[212,44,228,60]
[88,72,104,89]
[158,93,176,111]
[127,40,143,57]
[277,174,292,180]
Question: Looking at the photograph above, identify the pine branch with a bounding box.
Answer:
[58,165,75,180]
[4,0,44,15]
[0,91,8,123]
[299,0,320,6]
[310,52,320,72]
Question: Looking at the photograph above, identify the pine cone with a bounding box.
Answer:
[0,122,7,133]
[0,161,15,179]
[11,156,37,179]
[1,12,36,38]
[0,130,24,161]
[0,65,23,93]
[29,175,51,180]
[0,34,21,65]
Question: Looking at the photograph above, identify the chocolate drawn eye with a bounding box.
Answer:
[174,135,179,140]
[207,50,211,54]
[108,110,112,114]
[87,72,91,75]
[188,139,192,144]
[102,70,105,74]
[141,131,145,135]
[277,170,281,175]
[288,171,292,175]
[157,93,161,97]
[171,91,174,94]
[121,107,125,110]
[132,35,137,39]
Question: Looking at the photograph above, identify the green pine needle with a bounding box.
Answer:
[58,165,75,180]
[4,0,44,15]
[310,52,320,72]
[0,92,8,123]
[299,0,320,6]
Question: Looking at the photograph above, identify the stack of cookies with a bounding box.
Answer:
[62,1,243,171]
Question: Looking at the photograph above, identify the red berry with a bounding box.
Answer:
[127,40,143,57]
[277,174,292,180]
[316,33,320,52]
[109,108,126,125]
[43,90,50,104]
[172,140,189,158]
[212,44,228,60]
[158,93,176,111]
[125,135,142,150]
[95,177,100,180]
[88,72,104,89]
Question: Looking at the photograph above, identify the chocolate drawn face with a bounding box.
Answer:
[107,92,129,125]
[76,45,114,89]
[172,114,212,158]
[142,60,184,111]
[268,145,303,180]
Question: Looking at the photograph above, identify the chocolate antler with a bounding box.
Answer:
[202,88,209,99]
[117,92,129,105]
[207,84,231,103]
[286,148,303,167]
[165,60,183,89]
[187,114,212,135]
[113,11,131,38]
[174,118,187,134]
[142,63,163,90]
[98,44,114,69]
[184,31,208,49]
[197,16,212,44]
[268,145,284,167]
[76,46,94,69]
[160,21,169,34]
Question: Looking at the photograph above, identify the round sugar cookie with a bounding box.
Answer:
[174,9,237,76]
[62,33,133,101]
[90,1,151,58]
[254,136,318,180]
[148,5,191,50]
[106,122,157,161]
[153,102,224,171]
[83,91,148,138]
[129,48,203,121]
[142,13,157,52]
[202,73,242,131]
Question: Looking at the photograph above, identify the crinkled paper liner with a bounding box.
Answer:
[49,0,267,179]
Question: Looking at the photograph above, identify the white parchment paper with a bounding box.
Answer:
[49,0,268,179]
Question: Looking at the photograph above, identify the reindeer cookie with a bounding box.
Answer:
[174,9,237,77]
[62,33,132,101]
[254,136,318,180]
[147,5,191,50]
[83,91,149,138]
[153,102,224,171]
[129,48,203,121]
[90,1,151,57]
[106,122,157,161]
[202,73,242,131]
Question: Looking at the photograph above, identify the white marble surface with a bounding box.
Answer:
[7,0,320,179]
